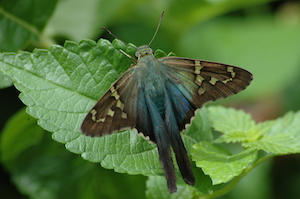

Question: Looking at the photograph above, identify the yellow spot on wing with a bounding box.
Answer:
[116,100,124,110]
[111,91,120,100]
[91,109,106,122]
[110,87,116,93]
[194,61,202,74]
[97,118,105,122]
[91,109,97,121]
[121,112,127,119]
[222,78,233,84]
[195,75,204,85]
[198,87,205,95]
[227,67,236,78]
[107,109,115,117]
[209,77,218,85]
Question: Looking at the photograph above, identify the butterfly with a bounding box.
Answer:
[81,12,253,193]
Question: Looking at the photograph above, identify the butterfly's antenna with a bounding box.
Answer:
[101,27,137,49]
[148,11,164,46]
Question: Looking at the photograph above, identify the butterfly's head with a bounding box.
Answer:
[135,45,154,59]
[135,12,164,59]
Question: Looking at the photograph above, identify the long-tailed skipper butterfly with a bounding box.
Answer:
[81,12,253,193]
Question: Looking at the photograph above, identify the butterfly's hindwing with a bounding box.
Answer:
[164,80,196,131]
[135,89,156,141]
[163,88,195,186]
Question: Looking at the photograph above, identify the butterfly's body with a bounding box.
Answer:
[130,46,196,192]
[135,51,167,108]
[81,44,252,193]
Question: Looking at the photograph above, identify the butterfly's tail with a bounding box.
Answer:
[155,129,178,193]
[164,91,195,186]
[145,95,177,193]
[170,132,195,186]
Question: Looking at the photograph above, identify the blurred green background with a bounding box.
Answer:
[1,0,300,198]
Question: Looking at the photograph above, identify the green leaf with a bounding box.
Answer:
[208,106,300,155]
[0,0,58,51]
[192,142,257,185]
[208,106,259,143]
[0,109,146,199]
[67,130,160,175]
[246,112,300,154]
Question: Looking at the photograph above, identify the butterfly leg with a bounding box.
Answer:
[167,52,173,57]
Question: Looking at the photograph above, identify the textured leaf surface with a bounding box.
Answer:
[192,142,257,184]
[208,106,258,143]
[208,106,300,154]
[246,112,300,154]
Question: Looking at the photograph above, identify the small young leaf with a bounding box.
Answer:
[246,112,300,154]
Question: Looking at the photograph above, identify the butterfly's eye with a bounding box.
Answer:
[135,45,154,58]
